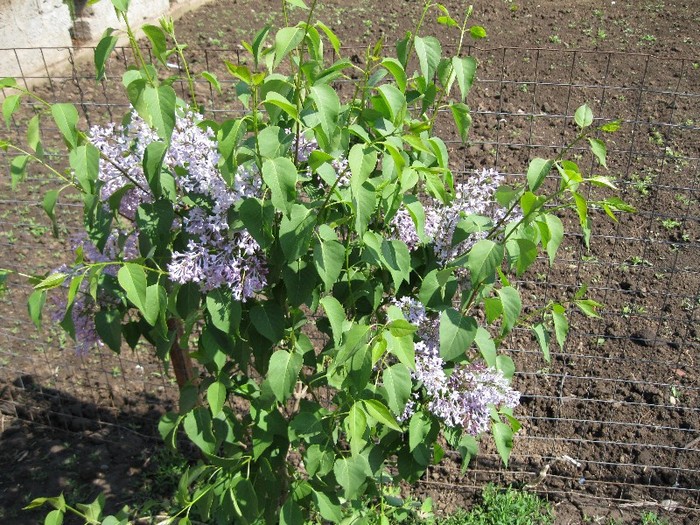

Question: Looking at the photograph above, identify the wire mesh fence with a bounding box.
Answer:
[1,42,698,518]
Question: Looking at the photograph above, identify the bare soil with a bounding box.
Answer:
[1,1,699,523]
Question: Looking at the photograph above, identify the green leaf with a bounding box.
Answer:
[383,330,415,370]
[376,84,407,125]
[532,323,551,362]
[143,284,164,326]
[69,144,100,193]
[273,26,304,69]
[207,381,227,416]
[143,141,168,197]
[493,421,514,466]
[320,295,345,347]
[310,84,340,141]
[575,298,602,318]
[27,290,46,329]
[574,103,593,128]
[542,214,563,265]
[201,71,221,94]
[573,192,591,248]
[264,91,299,121]
[127,82,176,141]
[419,268,458,310]
[600,120,621,132]
[2,94,20,128]
[551,303,569,351]
[588,137,607,168]
[118,263,147,312]
[469,25,487,39]
[345,402,368,454]
[95,309,122,352]
[250,301,285,343]
[381,57,407,92]
[474,327,496,367]
[349,144,377,190]
[110,0,130,14]
[465,239,503,286]
[142,24,168,64]
[381,239,411,290]
[497,286,521,336]
[51,103,79,149]
[315,21,341,56]
[312,489,343,523]
[10,155,27,189]
[313,238,345,291]
[363,399,401,431]
[282,259,317,306]
[439,308,477,361]
[279,203,316,261]
[505,238,538,276]
[437,14,459,27]
[27,114,42,157]
[0,77,17,88]
[450,102,473,143]
[225,62,253,84]
[452,56,477,102]
[239,197,274,249]
[262,157,297,215]
[526,158,553,192]
[352,180,376,237]
[44,509,64,525]
[268,350,302,403]
[409,411,431,452]
[183,407,216,455]
[41,188,58,235]
[414,36,441,80]
[382,363,412,416]
[280,499,303,525]
[333,455,370,500]
[206,289,241,334]
[386,319,417,338]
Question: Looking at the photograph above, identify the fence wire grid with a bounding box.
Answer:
[1,43,699,518]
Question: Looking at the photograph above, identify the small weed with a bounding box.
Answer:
[629,172,655,197]
[648,129,664,146]
[640,34,657,44]
[641,511,670,525]
[432,485,554,524]
[597,28,607,40]
[111,366,122,378]
[659,218,681,230]
[549,34,562,44]
[627,256,652,267]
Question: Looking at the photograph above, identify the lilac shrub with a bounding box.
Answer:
[2,0,631,523]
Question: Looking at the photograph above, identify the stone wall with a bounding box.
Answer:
[0,0,206,85]
[0,0,73,80]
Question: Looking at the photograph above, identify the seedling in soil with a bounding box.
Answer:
[659,218,681,231]
[648,129,664,146]
[549,34,562,44]
[641,511,670,525]
[627,256,652,266]
[640,34,657,44]
[629,172,655,196]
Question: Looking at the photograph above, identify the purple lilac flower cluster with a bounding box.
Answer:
[392,296,520,434]
[51,230,136,355]
[90,111,268,302]
[391,168,514,265]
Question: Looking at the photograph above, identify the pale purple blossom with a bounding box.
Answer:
[412,339,520,435]
[391,168,516,265]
